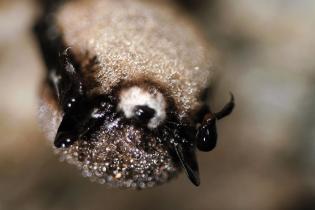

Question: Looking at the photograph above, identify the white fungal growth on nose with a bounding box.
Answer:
[118,86,166,129]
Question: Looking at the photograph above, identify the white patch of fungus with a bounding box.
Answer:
[118,86,166,129]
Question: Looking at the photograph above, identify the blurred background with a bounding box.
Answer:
[1,0,315,209]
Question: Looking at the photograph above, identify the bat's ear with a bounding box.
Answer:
[196,115,217,152]
[54,95,115,148]
[174,143,200,186]
[54,111,84,148]
[54,122,77,148]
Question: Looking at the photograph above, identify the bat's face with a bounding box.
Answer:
[65,87,180,188]
[62,81,184,189]
[35,0,234,189]
[40,68,191,188]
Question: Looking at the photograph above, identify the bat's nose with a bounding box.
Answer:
[133,105,156,125]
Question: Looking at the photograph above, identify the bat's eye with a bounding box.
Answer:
[118,86,166,129]
[133,105,156,125]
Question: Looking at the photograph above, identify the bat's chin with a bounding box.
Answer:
[56,121,180,189]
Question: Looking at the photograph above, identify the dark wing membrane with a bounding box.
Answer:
[33,0,65,73]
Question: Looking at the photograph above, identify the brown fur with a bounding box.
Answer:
[56,0,215,119]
